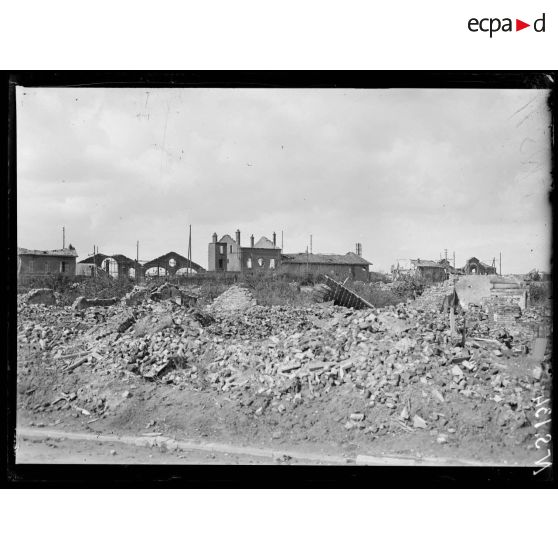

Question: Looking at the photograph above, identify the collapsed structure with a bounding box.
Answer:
[18,247,78,284]
[208,230,281,273]
[16,273,551,463]
[208,230,371,279]
[392,255,499,283]
[77,251,205,281]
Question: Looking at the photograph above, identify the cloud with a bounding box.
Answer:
[16,87,552,273]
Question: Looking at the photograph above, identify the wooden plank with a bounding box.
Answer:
[323,275,374,310]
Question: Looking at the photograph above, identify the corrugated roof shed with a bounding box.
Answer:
[18,247,78,258]
[410,259,445,268]
[282,252,371,265]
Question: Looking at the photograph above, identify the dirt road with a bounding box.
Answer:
[15,426,521,466]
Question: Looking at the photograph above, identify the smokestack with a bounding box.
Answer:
[272,232,276,246]
[250,234,254,248]
[235,229,241,246]
[212,232,217,243]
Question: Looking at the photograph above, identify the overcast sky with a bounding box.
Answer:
[17,87,551,273]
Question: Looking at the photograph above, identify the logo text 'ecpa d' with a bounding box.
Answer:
[468,13,546,37]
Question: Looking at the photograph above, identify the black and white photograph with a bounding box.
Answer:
[10,76,553,476]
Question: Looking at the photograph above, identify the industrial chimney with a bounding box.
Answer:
[355,243,362,257]
[272,232,276,246]
[235,229,241,246]
[250,234,255,248]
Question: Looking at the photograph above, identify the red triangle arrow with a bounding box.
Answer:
[516,19,530,31]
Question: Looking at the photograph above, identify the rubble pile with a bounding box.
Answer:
[408,281,454,312]
[16,280,552,452]
[72,296,118,310]
[123,282,199,306]
[209,285,257,314]
[22,288,57,306]
[486,300,522,328]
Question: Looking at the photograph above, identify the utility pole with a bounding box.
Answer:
[62,227,65,249]
[187,225,192,278]
[281,230,284,252]
[310,234,313,254]
[453,251,455,269]
[136,240,139,262]
[93,245,97,296]
[499,252,502,275]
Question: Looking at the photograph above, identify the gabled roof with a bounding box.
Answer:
[254,236,277,249]
[19,247,78,258]
[219,234,237,245]
[282,252,371,266]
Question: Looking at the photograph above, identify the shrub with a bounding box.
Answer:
[529,281,551,304]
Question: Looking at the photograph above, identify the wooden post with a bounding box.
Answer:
[449,306,456,338]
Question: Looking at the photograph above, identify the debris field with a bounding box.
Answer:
[17,281,552,463]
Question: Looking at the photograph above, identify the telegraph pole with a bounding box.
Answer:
[187,225,192,278]
[310,234,313,254]
[281,230,284,251]
[62,227,65,249]
[499,252,502,275]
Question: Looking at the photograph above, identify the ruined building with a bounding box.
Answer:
[463,257,497,275]
[392,258,447,282]
[18,247,78,284]
[208,230,282,272]
[79,251,204,280]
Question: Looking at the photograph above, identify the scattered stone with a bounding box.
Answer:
[26,289,56,306]
[17,276,550,453]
